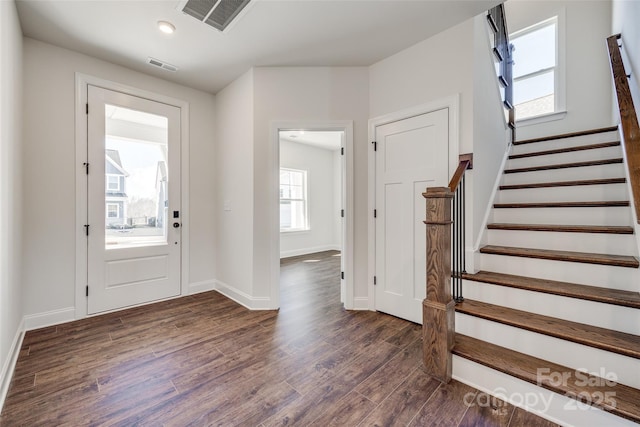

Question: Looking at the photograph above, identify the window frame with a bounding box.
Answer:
[106,203,120,219]
[511,14,567,125]
[279,167,309,233]
[106,174,121,192]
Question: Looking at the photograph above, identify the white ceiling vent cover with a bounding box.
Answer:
[179,0,253,32]
[147,57,179,72]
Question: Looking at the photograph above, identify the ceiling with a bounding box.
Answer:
[15,0,502,94]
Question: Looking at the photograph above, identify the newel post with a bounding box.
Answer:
[422,187,455,383]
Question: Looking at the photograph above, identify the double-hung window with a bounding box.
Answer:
[280,168,308,232]
[511,17,559,121]
[106,174,120,192]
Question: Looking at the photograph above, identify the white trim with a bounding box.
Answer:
[188,279,216,295]
[214,280,274,310]
[74,73,190,320]
[270,121,355,309]
[280,244,341,259]
[0,319,24,414]
[368,95,460,312]
[516,110,567,128]
[352,297,369,310]
[23,307,76,331]
[617,125,640,283]
[470,141,513,273]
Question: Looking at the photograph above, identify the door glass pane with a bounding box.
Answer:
[104,104,169,249]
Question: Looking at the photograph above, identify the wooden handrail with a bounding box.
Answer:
[607,34,640,224]
[449,153,473,192]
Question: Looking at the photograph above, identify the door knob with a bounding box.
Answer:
[173,222,180,228]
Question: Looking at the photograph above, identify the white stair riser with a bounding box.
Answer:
[456,313,640,390]
[501,164,626,186]
[513,131,620,155]
[461,280,640,335]
[479,252,640,292]
[491,207,632,226]
[496,184,629,204]
[453,355,639,427]
[508,146,622,169]
[486,229,637,255]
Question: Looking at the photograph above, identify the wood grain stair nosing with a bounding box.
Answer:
[503,158,623,174]
[455,299,640,359]
[486,223,634,234]
[479,245,639,268]
[500,178,626,191]
[461,271,640,309]
[508,141,620,160]
[453,334,640,423]
[514,126,619,145]
[493,201,630,209]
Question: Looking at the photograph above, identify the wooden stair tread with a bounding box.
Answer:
[509,141,620,160]
[500,178,626,190]
[480,245,639,268]
[514,126,619,145]
[487,223,634,234]
[494,201,630,208]
[455,300,640,359]
[453,334,640,423]
[461,271,640,309]
[504,158,623,174]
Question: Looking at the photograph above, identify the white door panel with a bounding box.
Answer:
[375,109,449,323]
[87,85,181,314]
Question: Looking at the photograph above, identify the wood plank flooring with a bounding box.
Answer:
[0,251,558,426]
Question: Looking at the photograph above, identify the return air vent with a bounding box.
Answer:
[146,57,179,72]
[179,0,253,32]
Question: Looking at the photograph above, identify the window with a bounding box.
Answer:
[106,175,120,192]
[280,168,308,231]
[106,203,120,218]
[511,17,559,121]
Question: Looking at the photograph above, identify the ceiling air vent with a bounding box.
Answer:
[147,57,179,72]
[180,0,253,32]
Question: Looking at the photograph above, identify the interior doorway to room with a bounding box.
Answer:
[278,129,347,304]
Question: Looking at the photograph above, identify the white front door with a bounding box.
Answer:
[87,85,181,314]
[374,108,449,323]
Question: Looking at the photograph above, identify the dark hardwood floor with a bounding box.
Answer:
[1,251,558,426]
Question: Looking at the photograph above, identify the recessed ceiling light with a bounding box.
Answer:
[158,21,176,34]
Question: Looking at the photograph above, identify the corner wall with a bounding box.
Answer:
[612,0,640,120]
[0,0,24,406]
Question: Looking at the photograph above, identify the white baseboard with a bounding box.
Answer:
[188,279,216,295]
[214,280,276,310]
[280,244,341,259]
[352,297,369,310]
[23,307,76,331]
[0,318,25,413]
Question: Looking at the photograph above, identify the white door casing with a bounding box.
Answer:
[87,85,181,314]
[374,108,449,323]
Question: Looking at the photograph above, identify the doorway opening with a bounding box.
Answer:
[272,122,353,309]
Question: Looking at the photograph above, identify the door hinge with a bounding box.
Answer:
[83,162,89,175]
[374,276,377,285]
[374,209,377,218]
[86,286,89,296]
[372,141,377,151]
[341,147,344,155]
[86,103,89,114]
[84,224,90,236]
[341,271,344,280]
[341,209,344,218]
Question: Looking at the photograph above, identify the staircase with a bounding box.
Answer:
[452,126,640,426]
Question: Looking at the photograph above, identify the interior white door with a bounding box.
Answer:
[87,85,181,314]
[375,108,449,323]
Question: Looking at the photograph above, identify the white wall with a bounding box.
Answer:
[333,149,342,249]
[213,70,254,300]
[279,139,340,258]
[22,39,216,320]
[506,0,613,140]
[0,0,23,405]
[472,14,513,253]
[612,0,640,122]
